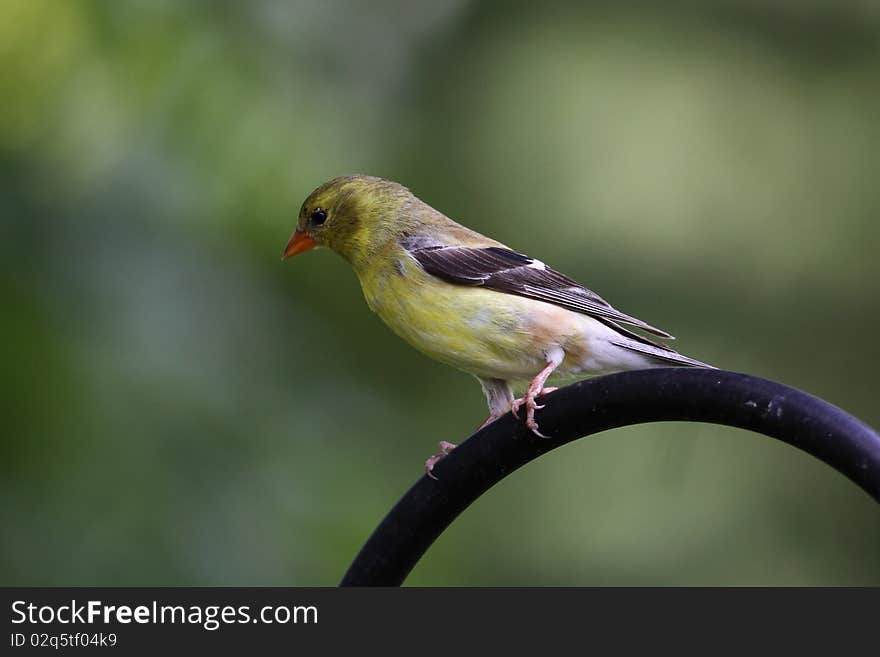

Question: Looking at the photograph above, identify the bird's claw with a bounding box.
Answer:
[526,417,549,439]
[425,441,457,480]
[510,387,556,438]
[510,398,523,419]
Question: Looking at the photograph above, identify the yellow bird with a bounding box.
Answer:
[283,175,712,476]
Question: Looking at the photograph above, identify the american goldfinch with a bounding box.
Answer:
[283,175,712,476]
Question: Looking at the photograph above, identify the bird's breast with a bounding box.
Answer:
[356,257,580,380]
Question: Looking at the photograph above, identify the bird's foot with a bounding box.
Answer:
[477,413,505,431]
[425,441,457,480]
[510,387,558,437]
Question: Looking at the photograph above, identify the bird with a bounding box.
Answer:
[282,175,713,477]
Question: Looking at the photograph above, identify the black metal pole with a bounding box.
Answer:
[339,368,880,586]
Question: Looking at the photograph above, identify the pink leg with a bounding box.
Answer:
[425,441,457,480]
[477,412,505,431]
[510,361,561,437]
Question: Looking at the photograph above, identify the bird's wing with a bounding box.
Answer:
[408,244,674,339]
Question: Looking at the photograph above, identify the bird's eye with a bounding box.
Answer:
[310,208,327,225]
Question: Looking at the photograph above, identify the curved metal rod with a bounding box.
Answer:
[339,368,880,586]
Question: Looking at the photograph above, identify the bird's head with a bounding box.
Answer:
[282,175,414,269]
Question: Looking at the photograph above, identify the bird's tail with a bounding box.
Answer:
[598,317,716,369]
[609,337,716,368]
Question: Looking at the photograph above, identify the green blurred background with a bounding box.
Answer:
[3,0,879,586]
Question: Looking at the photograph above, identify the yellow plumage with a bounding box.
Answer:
[361,258,553,381]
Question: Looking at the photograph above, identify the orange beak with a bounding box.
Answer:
[282,230,316,259]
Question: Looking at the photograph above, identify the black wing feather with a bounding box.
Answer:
[411,245,673,339]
